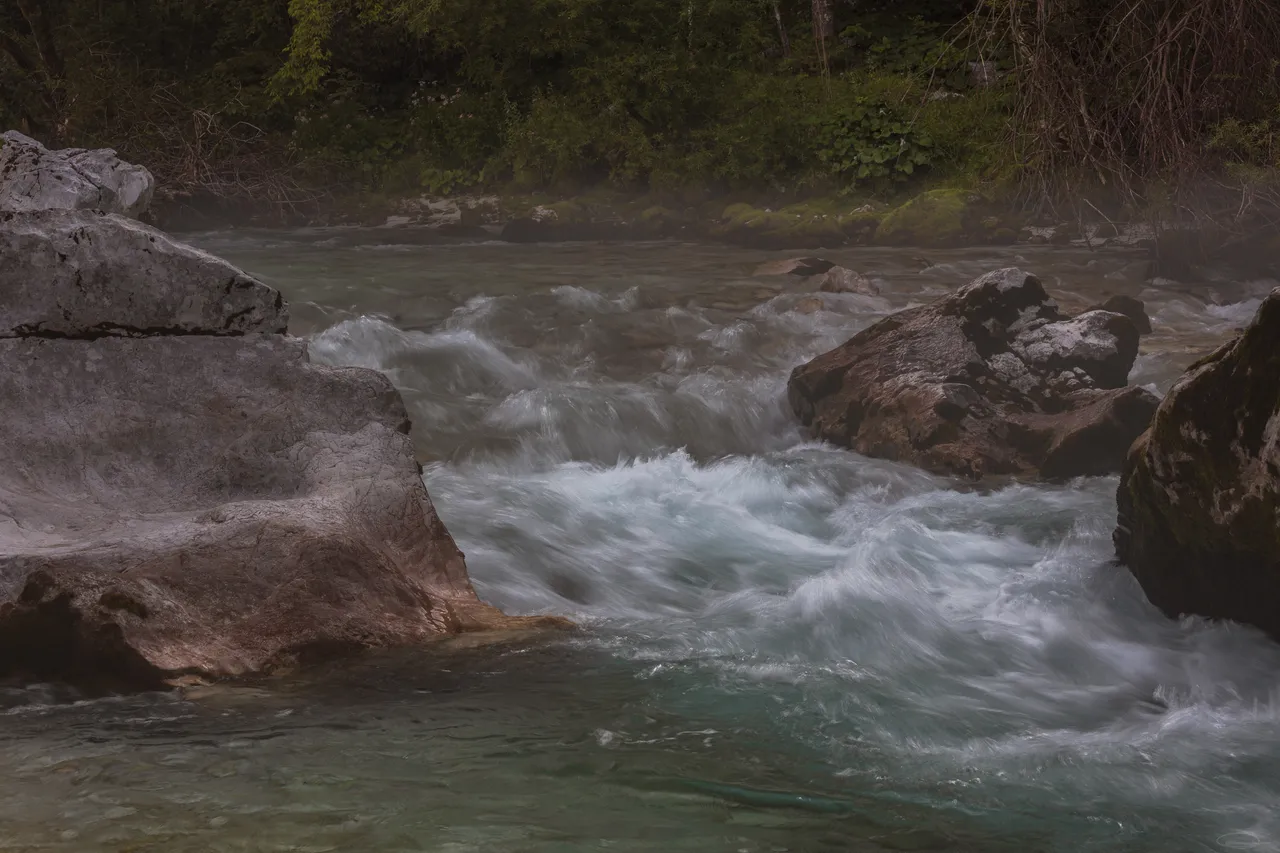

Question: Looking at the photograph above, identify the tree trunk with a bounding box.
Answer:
[0,28,59,127]
[14,0,64,80]
[811,0,834,76]
[771,1,791,58]
[811,0,835,42]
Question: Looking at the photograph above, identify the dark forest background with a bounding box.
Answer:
[4,0,1279,219]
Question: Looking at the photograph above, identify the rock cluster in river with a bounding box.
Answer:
[788,268,1158,480]
[0,142,560,688]
[1116,286,1280,640]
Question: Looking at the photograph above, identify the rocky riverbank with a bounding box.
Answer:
[149,183,1185,256]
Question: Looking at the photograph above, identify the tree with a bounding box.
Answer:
[0,0,65,136]
[811,0,834,75]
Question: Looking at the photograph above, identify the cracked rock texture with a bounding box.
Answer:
[0,196,558,688]
[0,132,154,218]
[0,210,287,338]
[1116,288,1280,639]
[787,268,1158,480]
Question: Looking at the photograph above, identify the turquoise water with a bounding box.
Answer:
[3,232,1278,852]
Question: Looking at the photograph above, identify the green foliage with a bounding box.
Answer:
[813,90,935,187]
[839,14,963,80]
[1209,116,1280,169]
[0,0,1011,204]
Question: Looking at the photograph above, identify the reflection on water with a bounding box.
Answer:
[3,232,1279,852]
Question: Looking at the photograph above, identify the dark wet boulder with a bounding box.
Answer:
[1086,295,1152,335]
[1116,288,1280,639]
[0,209,563,688]
[787,268,1158,480]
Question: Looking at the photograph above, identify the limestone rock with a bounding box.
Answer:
[0,132,154,218]
[0,210,286,337]
[0,212,560,687]
[818,266,880,295]
[788,268,1158,480]
[1116,288,1280,639]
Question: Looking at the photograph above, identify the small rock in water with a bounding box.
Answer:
[818,266,880,296]
[753,257,835,277]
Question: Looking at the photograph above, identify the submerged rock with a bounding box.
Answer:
[0,209,562,688]
[787,268,1158,480]
[0,132,154,218]
[1115,288,1280,639]
[753,257,836,277]
[818,266,880,296]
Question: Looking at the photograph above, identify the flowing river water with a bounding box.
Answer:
[3,232,1279,852]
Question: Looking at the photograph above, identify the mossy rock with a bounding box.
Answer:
[546,200,590,223]
[875,189,981,247]
[712,202,846,249]
[635,205,686,237]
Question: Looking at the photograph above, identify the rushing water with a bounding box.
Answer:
[3,232,1279,852]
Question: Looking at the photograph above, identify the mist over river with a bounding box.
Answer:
[3,232,1279,852]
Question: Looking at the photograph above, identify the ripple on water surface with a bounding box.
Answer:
[5,235,1280,852]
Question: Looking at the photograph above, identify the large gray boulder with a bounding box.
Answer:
[0,210,561,687]
[788,268,1158,480]
[1116,288,1280,639]
[0,210,285,337]
[0,131,154,218]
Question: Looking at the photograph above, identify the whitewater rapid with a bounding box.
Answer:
[3,235,1278,852]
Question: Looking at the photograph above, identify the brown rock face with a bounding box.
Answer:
[787,268,1158,480]
[0,210,561,688]
[1116,288,1280,639]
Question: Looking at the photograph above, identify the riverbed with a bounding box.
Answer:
[2,233,1277,852]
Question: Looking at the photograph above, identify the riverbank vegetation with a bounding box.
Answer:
[2,0,1278,225]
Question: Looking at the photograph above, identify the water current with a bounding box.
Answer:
[3,232,1279,852]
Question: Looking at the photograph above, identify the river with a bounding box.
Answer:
[2,232,1278,852]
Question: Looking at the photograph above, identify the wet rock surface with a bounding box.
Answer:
[1116,287,1280,639]
[787,268,1158,480]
